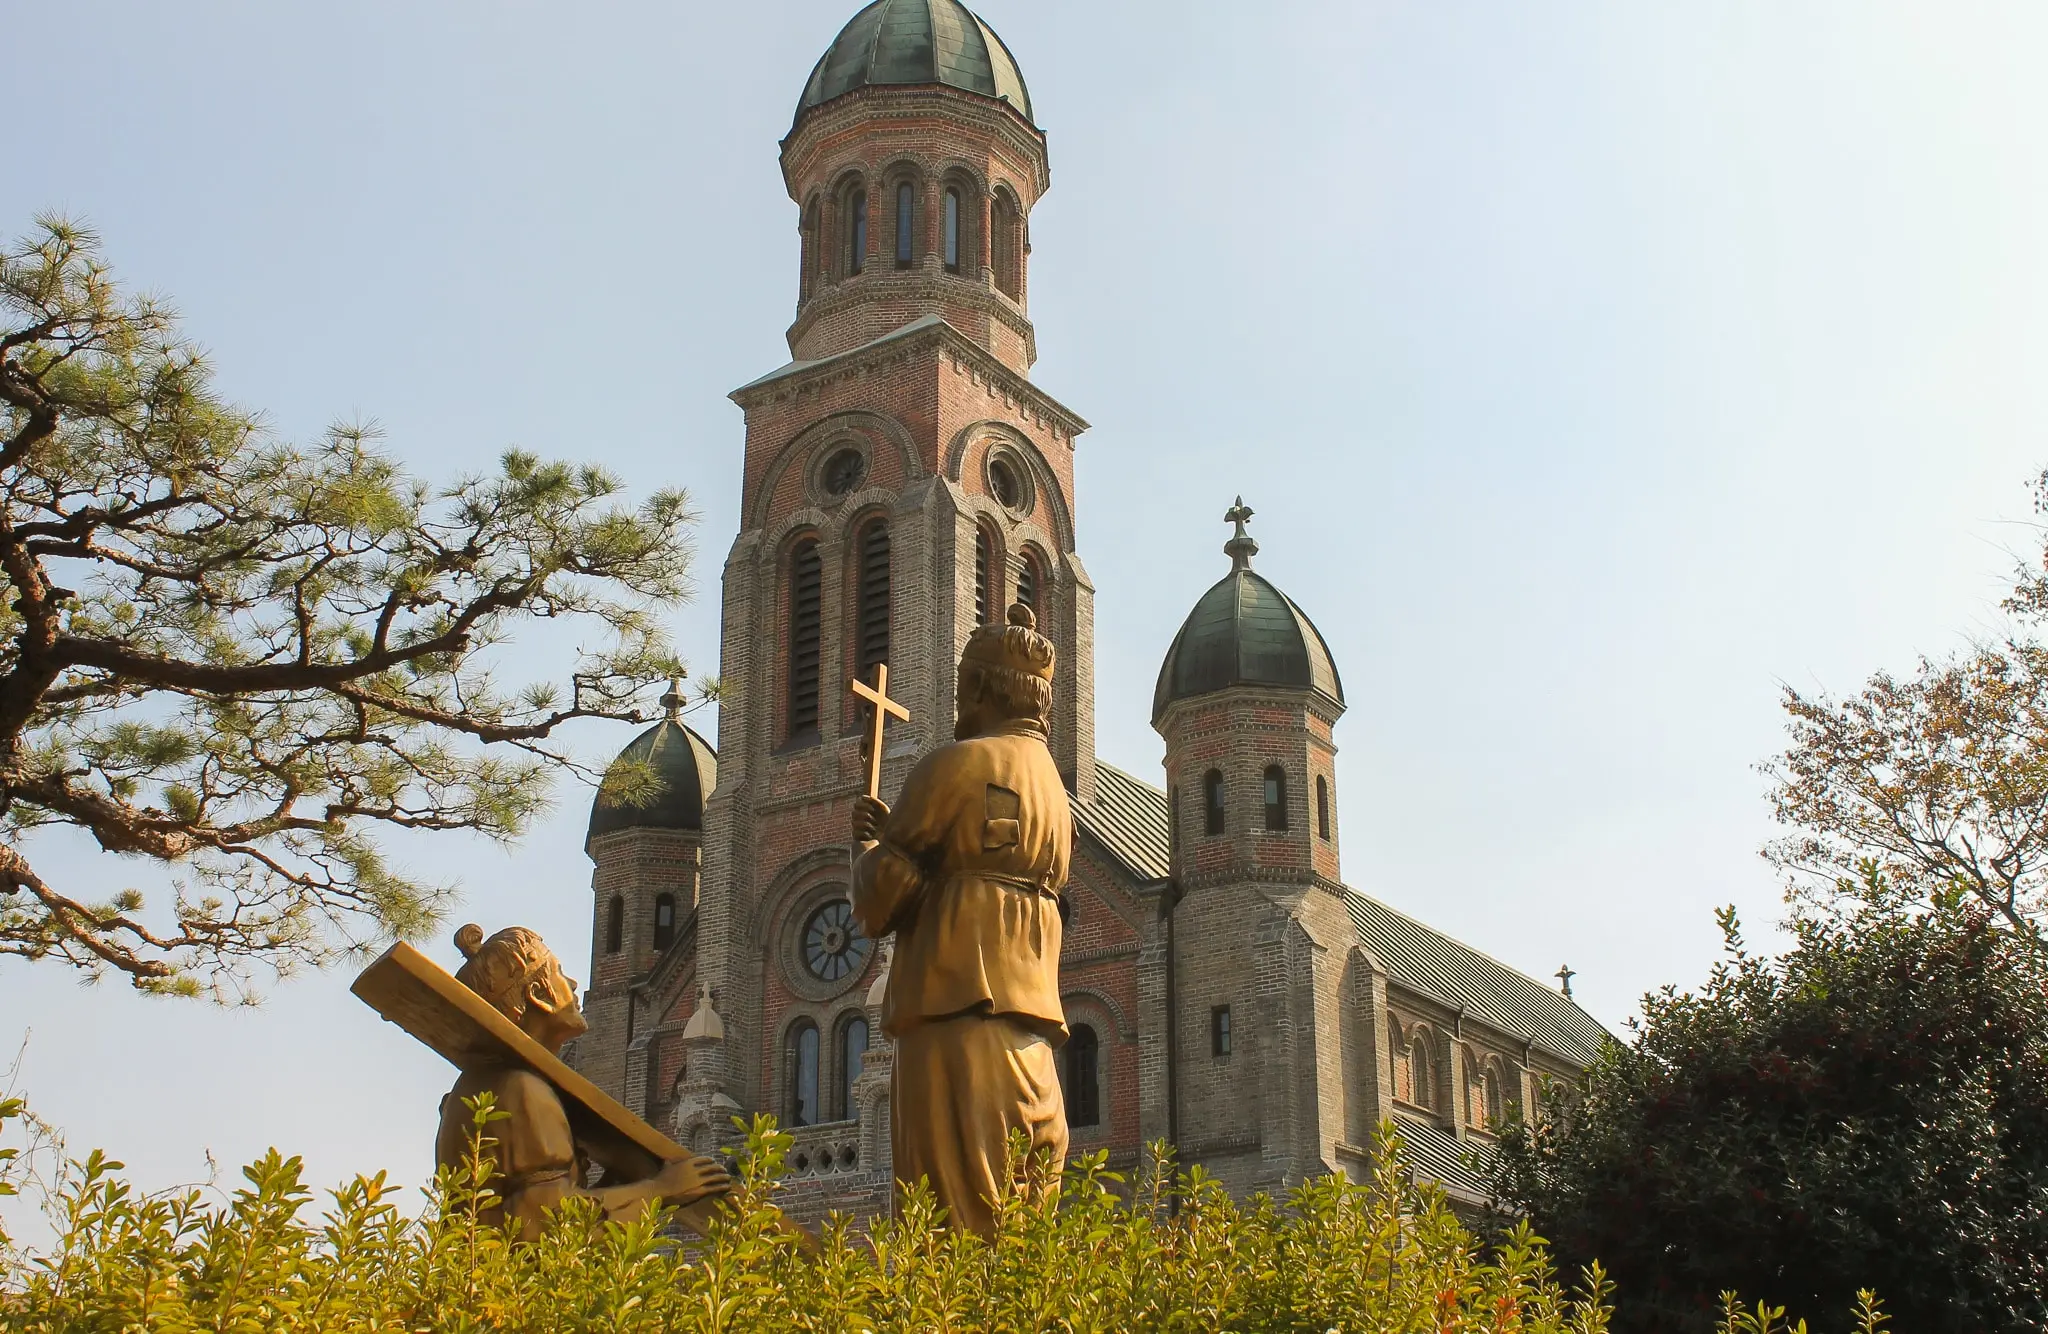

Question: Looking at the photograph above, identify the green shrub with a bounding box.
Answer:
[0,1097,1883,1333]
[1488,903,2046,1333]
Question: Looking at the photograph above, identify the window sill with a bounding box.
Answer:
[775,730,823,757]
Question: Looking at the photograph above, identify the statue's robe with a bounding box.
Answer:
[852,717,1070,1234]
[435,1065,591,1240]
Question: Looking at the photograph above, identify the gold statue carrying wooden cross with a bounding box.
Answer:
[353,928,736,1241]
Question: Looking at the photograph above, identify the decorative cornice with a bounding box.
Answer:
[787,266,1037,367]
[730,316,1088,444]
[1154,684,1347,737]
[1061,943,1141,968]
[781,85,1049,197]
[1173,865,1340,896]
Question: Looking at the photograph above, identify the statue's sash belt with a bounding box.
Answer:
[502,1166,574,1196]
[947,870,1061,900]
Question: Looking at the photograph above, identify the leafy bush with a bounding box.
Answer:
[1489,901,2044,1333]
[0,1098,1885,1333]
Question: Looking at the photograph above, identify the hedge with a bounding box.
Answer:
[0,1097,1885,1333]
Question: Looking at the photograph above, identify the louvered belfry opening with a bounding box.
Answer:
[1015,552,1037,615]
[973,526,993,624]
[787,538,823,736]
[856,520,891,679]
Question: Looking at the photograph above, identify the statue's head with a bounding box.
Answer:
[453,923,589,1053]
[955,603,1055,740]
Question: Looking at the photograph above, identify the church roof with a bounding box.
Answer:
[1345,894,1609,1068]
[1152,505,1345,723]
[1395,1117,1491,1202]
[586,717,717,846]
[1074,762,1172,882]
[797,0,1034,127]
[1074,759,1609,1069]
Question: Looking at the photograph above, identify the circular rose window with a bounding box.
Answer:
[821,447,866,498]
[802,898,872,982]
[987,456,1022,510]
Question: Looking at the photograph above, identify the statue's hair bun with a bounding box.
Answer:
[1007,602,1035,630]
[454,923,486,960]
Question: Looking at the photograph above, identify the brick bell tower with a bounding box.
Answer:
[671,0,1093,1191]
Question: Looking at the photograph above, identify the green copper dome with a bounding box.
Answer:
[586,717,717,846]
[1152,503,1345,724]
[797,0,1033,126]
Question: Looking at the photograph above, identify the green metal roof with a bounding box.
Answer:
[1390,1117,1492,1204]
[1152,564,1345,723]
[797,0,1034,126]
[1073,759,1609,1070]
[1345,894,1610,1068]
[1074,762,1172,882]
[586,720,717,845]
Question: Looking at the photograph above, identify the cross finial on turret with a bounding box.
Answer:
[1555,964,1576,998]
[661,672,687,721]
[1223,496,1259,570]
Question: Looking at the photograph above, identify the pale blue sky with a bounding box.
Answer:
[4,2,2046,1228]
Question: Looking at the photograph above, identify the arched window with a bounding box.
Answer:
[1263,766,1288,831]
[787,538,823,737]
[604,895,624,954]
[856,520,890,680]
[1483,1068,1505,1130]
[991,187,1022,299]
[838,1014,869,1121]
[1203,769,1225,836]
[1015,552,1038,615]
[943,188,961,272]
[787,1020,820,1127]
[848,189,867,276]
[1316,775,1331,840]
[973,526,994,625]
[895,182,915,269]
[652,892,676,953]
[1410,1038,1435,1110]
[1064,1023,1100,1128]
[800,198,819,301]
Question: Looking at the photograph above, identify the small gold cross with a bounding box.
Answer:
[848,662,911,799]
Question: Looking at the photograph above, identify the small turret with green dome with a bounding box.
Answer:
[586,678,718,849]
[1152,499,1346,725]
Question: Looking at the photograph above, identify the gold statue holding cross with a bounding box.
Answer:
[848,603,1072,1234]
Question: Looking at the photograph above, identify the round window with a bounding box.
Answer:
[821,448,866,498]
[988,456,1022,510]
[801,899,872,982]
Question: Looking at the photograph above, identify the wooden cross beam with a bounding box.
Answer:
[849,662,910,800]
[353,942,814,1248]
[352,942,719,1232]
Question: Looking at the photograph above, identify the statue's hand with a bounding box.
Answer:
[852,795,890,844]
[651,1154,731,1209]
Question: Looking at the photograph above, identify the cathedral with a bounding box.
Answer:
[567,0,1606,1220]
